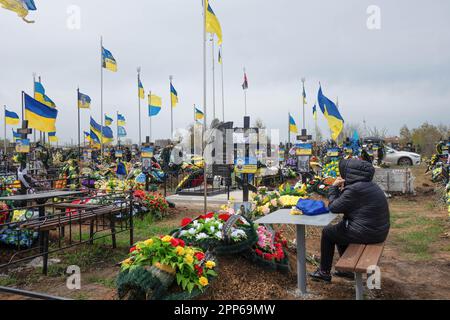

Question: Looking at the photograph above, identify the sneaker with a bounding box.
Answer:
[333,270,355,280]
[309,269,332,283]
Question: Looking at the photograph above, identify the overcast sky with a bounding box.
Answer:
[0,0,449,144]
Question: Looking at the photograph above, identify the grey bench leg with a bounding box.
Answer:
[355,273,364,300]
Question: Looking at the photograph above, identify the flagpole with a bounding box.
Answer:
[137,67,142,147]
[203,0,208,214]
[3,105,6,155]
[148,91,152,143]
[77,87,81,162]
[32,73,37,144]
[243,67,247,117]
[100,36,104,158]
[220,46,225,122]
[288,113,291,147]
[117,110,120,147]
[301,78,306,130]
[211,34,216,120]
[169,75,174,140]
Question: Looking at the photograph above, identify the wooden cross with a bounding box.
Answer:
[18,120,33,139]
[297,129,312,142]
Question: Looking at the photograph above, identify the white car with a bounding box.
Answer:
[384,146,421,166]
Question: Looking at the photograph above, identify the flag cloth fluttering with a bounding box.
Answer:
[318,86,344,141]
[218,49,222,64]
[34,81,56,108]
[105,115,113,126]
[117,114,126,126]
[90,117,113,144]
[138,78,145,99]
[302,84,307,105]
[5,109,19,125]
[313,104,317,121]
[289,114,298,134]
[242,72,248,90]
[149,94,162,117]
[12,129,21,141]
[0,0,37,23]
[118,126,127,138]
[205,0,223,45]
[48,132,58,142]
[78,91,91,109]
[170,83,178,107]
[195,107,204,121]
[102,47,117,72]
[24,92,58,132]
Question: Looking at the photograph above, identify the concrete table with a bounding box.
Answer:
[255,209,337,295]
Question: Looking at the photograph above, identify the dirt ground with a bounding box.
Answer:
[1,165,449,300]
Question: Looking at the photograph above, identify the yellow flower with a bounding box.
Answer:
[161,235,173,242]
[199,276,209,287]
[122,258,132,266]
[144,239,154,246]
[175,246,185,256]
[205,261,216,269]
[185,248,194,256]
[184,255,194,265]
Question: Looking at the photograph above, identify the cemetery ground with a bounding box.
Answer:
[0,165,449,300]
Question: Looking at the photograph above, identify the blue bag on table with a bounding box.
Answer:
[296,199,329,216]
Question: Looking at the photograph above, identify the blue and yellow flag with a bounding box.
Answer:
[170,83,178,107]
[83,131,90,140]
[78,91,91,109]
[5,109,19,125]
[138,78,145,99]
[195,107,204,121]
[90,117,113,144]
[302,84,307,105]
[218,48,222,64]
[102,47,117,72]
[313,104,317,121]
[89,129,100,146]
[34,81,56,108]
[289,114,298,134]
[318,86,344,141]
[24,92,58,132]
[0,0,36,23]
[117,114,126,126]
[205,0,223,45]
[12,129,21,141]
[48,132,58,143]
[149,94,162,117]
[118,126,127,138]
[105,115,113,126]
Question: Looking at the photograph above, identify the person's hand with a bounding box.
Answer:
[333,177,345,187]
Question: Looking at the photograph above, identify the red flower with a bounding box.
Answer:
[178,239,185,247]
[194,265,204,277]
[218,214,230,222]
[129,246,137,253]
[263,253,273,261]
[255,249,263,256]
[194,252,205,261]
[170,238,180,247]
[181,218,193,227]
[205,212,214,219]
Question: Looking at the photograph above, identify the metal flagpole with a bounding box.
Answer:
[117,111,120,147]
[203,0,208,214]
[220,46,225,122]
[77,87,81,161]
[288,113,291,147]
[3,105,6,154]
[32,73,36,143]
[211,34,216,120]
[137,67,142,147]
[100,36,104,157]
[169,76,174,140]
[243,67,247,117]
[301,78,306,130]
[148,91,152,143]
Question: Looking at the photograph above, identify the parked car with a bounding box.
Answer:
[384,146,421,166]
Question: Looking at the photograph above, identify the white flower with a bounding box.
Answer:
[231,229,247,240]
[188,228,196,235]
[218,223,223,230]
[210,226,215,233]
[193,220,199,227]
[214,231,223,239]
[195,232,208,240]
[179,230,188,236]
[204,218,212,223]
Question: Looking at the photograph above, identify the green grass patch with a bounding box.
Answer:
[86,275,117,289]
[0,275,18,286]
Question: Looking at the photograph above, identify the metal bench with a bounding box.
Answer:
[335,243,384,300]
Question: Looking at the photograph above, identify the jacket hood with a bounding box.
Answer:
[339,159,375,185]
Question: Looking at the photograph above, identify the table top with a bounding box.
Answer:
[0,190,86,202]
[254,209,337,227]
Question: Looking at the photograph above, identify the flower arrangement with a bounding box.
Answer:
[120,235,217,294]
[95,178,134,193]
[249,226,289,272]
[322,160,340,178]
[133,190,169,219]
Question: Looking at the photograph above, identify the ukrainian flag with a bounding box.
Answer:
[218,49,222,64]
[48,132,58,143]
[89,129,100,146]
[118,126,127,138]
[90,117,113,144]
[24,92,58,132]
[0,0,36,23]
[102,47,117,72]
[117,114,126,126]
[34,81,56,108]
[318,86,344,141]
[78,91,91,109]
[170,83,178,107]
[289,114,298,134]
[302,85,307,105]
[205,0,223,45]
[105,115,113,126]
[195,107,204,121]
[5,109,19,125]
[83,131,90,140]
[12,129,21,141]
[149,94,162,117]
[138,78,145,99]
[313,104,317,121]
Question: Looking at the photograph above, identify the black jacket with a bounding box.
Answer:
[328,159,390,243]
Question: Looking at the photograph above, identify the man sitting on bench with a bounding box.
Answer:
[309,159,390,282]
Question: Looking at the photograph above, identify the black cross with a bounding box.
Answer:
[18,120,33,139]
[297,129,312,142]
